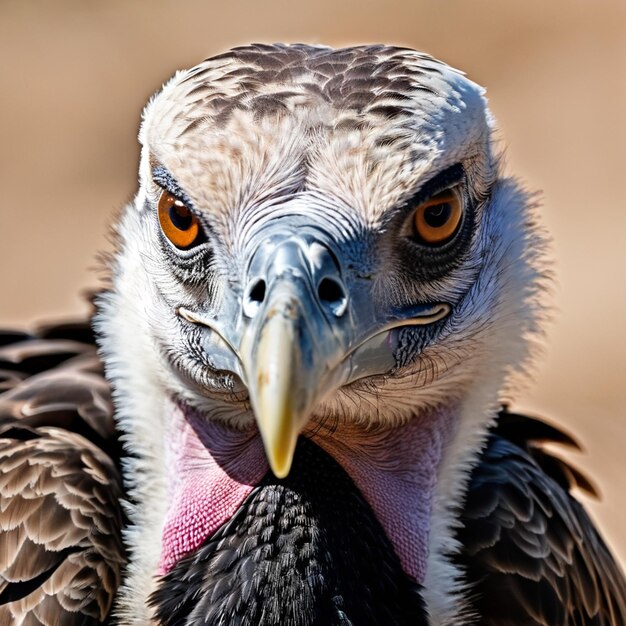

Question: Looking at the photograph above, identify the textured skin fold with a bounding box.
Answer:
[151,437,429,626]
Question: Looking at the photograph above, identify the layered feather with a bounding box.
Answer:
[0,324,125,626]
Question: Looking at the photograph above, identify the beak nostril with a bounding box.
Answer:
[243,279,267,318]
[249,279,267,304]
[318,277,344,303]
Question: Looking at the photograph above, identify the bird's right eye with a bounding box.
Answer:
[158,190,204,249]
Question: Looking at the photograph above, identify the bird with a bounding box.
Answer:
[0,42,625,626]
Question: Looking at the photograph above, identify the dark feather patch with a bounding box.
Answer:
[456,408,626,625]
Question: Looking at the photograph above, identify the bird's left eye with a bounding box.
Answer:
[412,187,464,246]
[158,190,204,249]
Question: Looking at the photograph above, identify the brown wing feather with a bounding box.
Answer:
[0,322,125,626]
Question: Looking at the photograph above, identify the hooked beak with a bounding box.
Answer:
[237,236,449,478]
[180,232,450,479]
[240,277,345,478]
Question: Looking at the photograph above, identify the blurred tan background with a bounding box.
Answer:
[0,0,624,562]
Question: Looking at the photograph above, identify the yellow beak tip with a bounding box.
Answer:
[270,463,291,480]
[266,443,296,479]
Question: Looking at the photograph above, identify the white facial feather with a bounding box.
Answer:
[96,44,550,624]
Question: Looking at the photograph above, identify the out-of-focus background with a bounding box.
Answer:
[0,0,624,561]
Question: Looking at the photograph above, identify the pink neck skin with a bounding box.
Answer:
[160,404,456,583]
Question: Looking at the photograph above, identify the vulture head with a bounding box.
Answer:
[96,44,547,623]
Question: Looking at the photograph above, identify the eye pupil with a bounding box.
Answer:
[423,203,452,228]
[169,203,193,231]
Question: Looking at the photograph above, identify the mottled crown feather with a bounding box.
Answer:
[140,43,493,234]
[143,43,489,147]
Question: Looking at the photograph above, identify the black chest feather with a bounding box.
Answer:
[150,438,427,626]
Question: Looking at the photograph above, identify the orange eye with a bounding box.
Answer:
[413,188,463,245]
[158,191,202,249]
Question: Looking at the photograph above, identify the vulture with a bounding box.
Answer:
[0,43,625,626]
